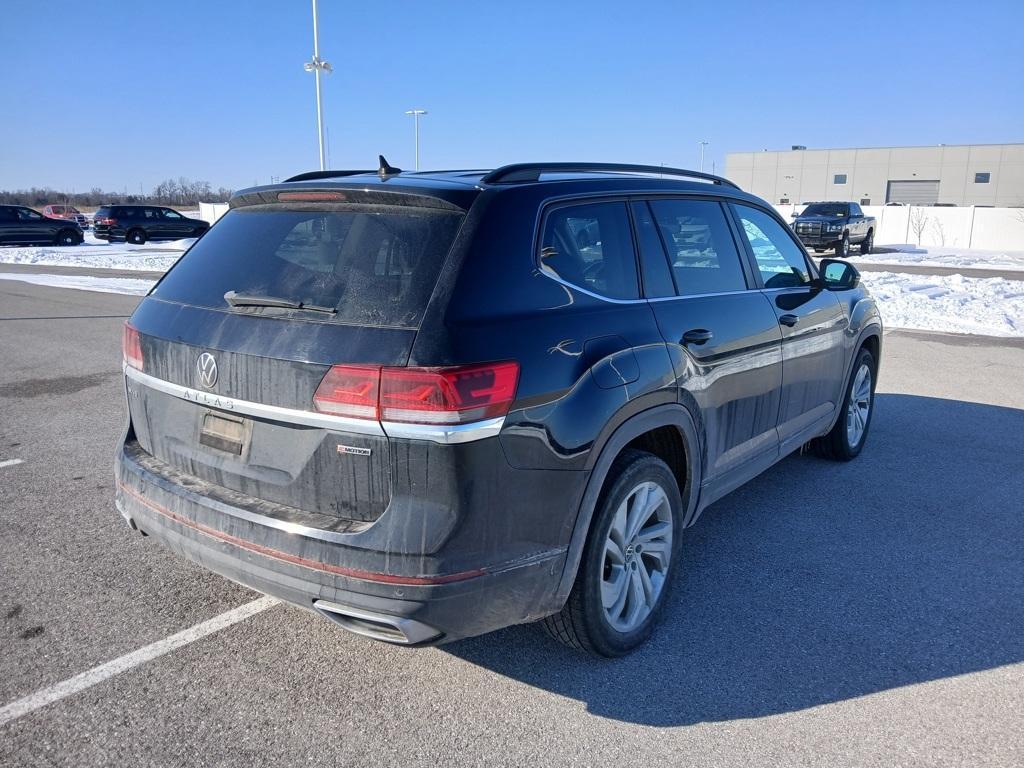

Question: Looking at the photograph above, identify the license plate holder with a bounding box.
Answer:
[199,412,248,455]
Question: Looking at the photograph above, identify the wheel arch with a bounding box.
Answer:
[552,403,703,607]
[823,324,882,435]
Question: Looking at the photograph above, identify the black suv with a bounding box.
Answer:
[93,205,209,244]
[0,205,84,246]
[115,161,881,656]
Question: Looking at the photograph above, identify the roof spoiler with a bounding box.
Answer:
[285,155,403,183]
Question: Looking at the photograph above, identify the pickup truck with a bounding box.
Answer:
[791,202,875,257]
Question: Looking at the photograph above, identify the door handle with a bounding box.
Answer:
[779,314,799,327]
[682,329,714,345]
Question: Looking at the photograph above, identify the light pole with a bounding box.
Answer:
[405,109,427,170]
[698,140,709,173]
[303,0,332,170]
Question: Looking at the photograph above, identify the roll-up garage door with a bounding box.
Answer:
[886,180,940,205]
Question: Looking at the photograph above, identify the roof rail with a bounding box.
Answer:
[284,169,376,183]
[479,162,740,189]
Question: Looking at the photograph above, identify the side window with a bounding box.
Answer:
[17,208,43,221]
[162,209,183,219]
[850,203,863,216]
[539,201,639,300]
[734,205,812,289]
[0,208,14,222]
[648,199,748,296]
[144,209,159,219]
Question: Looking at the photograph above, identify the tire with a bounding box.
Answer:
[127,228,146,245]
[54,229,78,246]
[835,233,850,257]
[542,449,683,656]
[859,229,874,255]
[812,347,876,461]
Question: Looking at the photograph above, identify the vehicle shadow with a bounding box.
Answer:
[443,394,1024,725]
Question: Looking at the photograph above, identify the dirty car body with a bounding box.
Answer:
[115,162,882,651]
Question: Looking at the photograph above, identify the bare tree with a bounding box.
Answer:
[931,219,946,247]
[910,208,929,245]
[0,180,232,208]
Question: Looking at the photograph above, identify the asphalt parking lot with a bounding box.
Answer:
[1,280,1022,767]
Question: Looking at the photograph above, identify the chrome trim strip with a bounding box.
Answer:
[124,364,385,436]
[382,417,506,445]
[124,365,505,444]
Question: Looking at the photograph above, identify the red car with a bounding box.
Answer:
[42,205,90,229]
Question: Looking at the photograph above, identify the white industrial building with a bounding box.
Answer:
[726,143,1024,207]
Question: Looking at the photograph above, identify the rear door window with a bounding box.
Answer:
[648,199,748,296]
[151,206,463,328]
[539,201,639,300]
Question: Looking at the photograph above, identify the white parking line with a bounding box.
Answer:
[0,596,277,728]
[0,459,24,469]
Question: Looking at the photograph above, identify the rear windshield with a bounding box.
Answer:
[150,206,463,328]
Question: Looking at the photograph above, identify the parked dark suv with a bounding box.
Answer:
[0,205,84,245]
[93,205,208,244]
[115,161,881,656]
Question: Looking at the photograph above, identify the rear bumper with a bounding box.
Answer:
[115,441,567,645]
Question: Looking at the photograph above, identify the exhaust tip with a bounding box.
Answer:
[313,600,441,645]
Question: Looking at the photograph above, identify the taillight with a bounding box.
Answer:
[122,323,143,370]
[380,363,519,424]
[312,365,380,419]
[97,217,117,225]
[313,362,519,424]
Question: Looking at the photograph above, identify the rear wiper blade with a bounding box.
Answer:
[224,291,337,315]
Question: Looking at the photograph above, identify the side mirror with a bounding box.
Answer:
[819,258,860,290]
[790,211,799,217]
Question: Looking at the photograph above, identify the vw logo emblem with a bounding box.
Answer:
[196,353,218,389]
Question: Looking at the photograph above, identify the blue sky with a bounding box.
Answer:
[1,0,1021,192]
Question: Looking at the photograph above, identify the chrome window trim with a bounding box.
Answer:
[647,288,752,302]
[124,365,504,444]
[538,270,760,306]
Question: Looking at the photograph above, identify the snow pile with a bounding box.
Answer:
[0,234,194,272]
[860,271,1024,337]
[0,272,156,296]
[855,245,1024,272]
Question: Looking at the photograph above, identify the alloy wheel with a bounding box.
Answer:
[600,480,673,633]
[846,363,872,447]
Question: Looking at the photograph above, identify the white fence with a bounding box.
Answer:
[772,204,1024,252]
[198,202,229,224]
